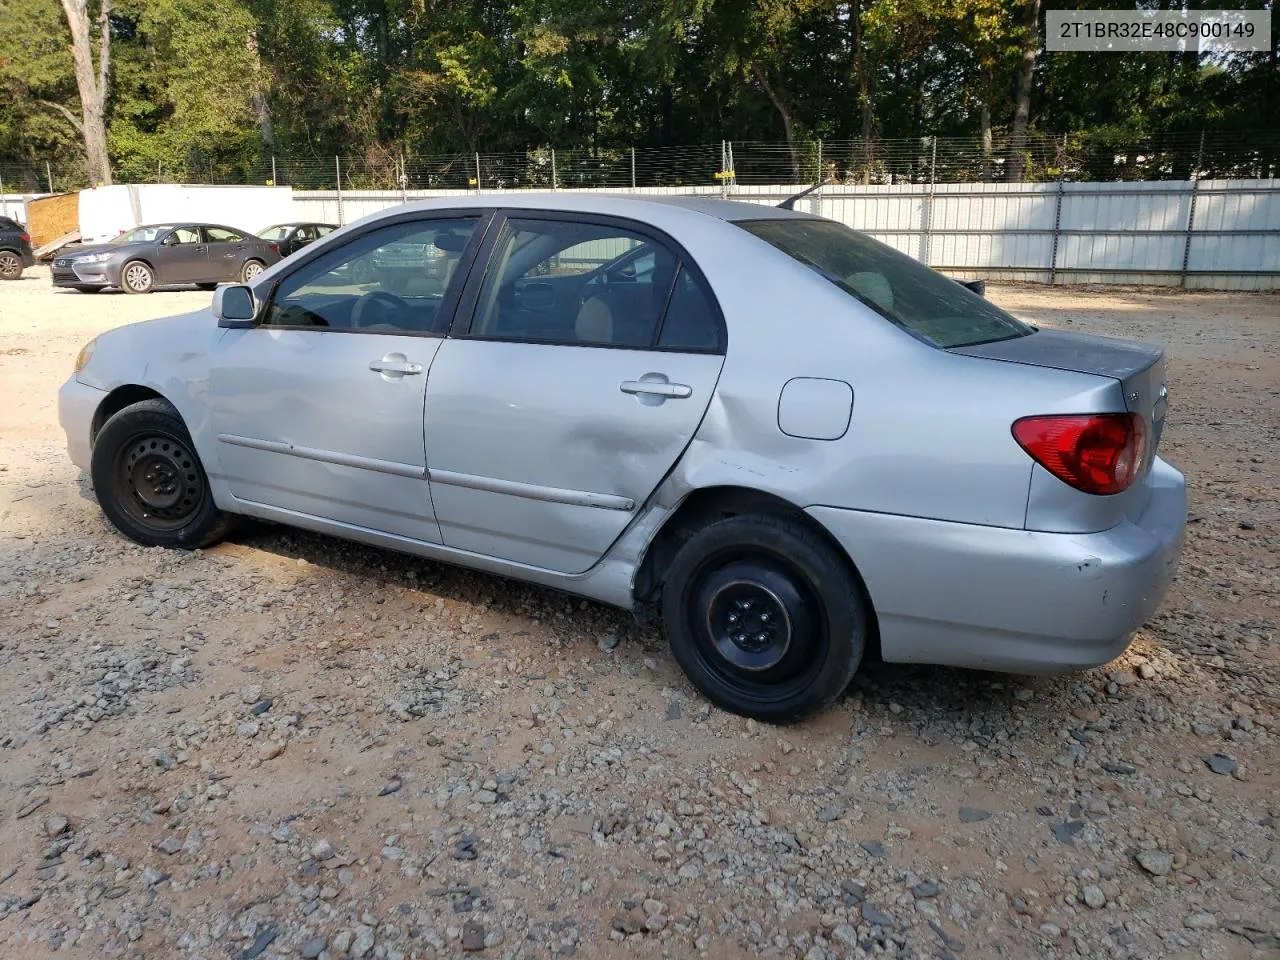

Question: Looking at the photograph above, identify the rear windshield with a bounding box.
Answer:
[735,218,1032,348]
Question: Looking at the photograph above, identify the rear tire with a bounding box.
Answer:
[121,260,154,294]
[660,514,866,724]
[196,282,219,291]
[0,250,22,280]
[241,259,265,283]
[90,398,236,549]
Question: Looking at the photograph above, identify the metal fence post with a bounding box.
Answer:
[1180,131,1206,289]
[46,161,54,194]
[271,156,277,186]
[920,137,936,264]
[812,140,824,214]
[551,149,557,190]
[720,140,728,198]
[474,153,481,192]
[630,148,636,191]
[1049,176,1065,285]
[335,156,343,225]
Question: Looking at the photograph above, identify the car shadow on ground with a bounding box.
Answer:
[228,515,1087,726]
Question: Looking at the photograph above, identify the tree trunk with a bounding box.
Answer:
[849,0,874,183]
[751,63,799,181]
[245,31,276,154]
[979,61,993,182]
[59,0,112,186]
[1006,0,1040,182]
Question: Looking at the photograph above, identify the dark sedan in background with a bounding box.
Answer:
[258,222,338,258]
[51,223,283,294]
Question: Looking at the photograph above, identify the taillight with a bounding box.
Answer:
[270,243,280,255]
[1012,413,1147,495]
[21,233,30,244]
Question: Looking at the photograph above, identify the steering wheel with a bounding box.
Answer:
[350,290,409,329]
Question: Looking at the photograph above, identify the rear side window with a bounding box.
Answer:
[657,266,721,351]
[735,218,1032,349]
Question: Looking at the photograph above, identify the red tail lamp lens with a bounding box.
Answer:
[1012,413,1147,495]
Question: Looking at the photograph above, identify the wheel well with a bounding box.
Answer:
[91,386,167,443]
[632,485,881,659]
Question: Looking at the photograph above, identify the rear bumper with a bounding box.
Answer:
[807,456,1187,674]
[58,376,107,473]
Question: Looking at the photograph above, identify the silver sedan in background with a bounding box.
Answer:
[58,194,1186,723]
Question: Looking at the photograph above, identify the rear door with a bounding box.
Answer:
[205,226,251,280]
[422,211,727,574]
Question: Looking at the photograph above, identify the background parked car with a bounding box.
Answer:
[0,216,35,281]
[51,223,282,294]
[258,222,337,258]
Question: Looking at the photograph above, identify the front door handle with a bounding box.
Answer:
[620,378,692,399]
[370,355,423,377]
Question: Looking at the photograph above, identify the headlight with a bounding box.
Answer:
[74,338,97,374]
[76,252,113,264]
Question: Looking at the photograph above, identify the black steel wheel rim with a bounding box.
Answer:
[114,431,206,531]
[683,550,827,703]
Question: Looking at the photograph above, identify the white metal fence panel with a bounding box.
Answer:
[292,179,1280,290]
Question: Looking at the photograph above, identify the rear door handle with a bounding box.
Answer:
[621,379,692,399]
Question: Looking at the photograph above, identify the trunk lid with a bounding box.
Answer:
[952,328,1169,461]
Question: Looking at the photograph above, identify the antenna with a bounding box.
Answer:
[777,178,830,210]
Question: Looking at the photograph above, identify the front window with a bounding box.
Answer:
[735,218,1032,349]
[262,217,478,334]
[112,225,171,243]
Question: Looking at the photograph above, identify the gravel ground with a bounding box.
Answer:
[0,266,1277,960]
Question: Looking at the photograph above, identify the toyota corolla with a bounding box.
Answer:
[57,194,1186,723]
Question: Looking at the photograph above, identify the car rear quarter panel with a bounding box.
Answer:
[654,219,1121,531]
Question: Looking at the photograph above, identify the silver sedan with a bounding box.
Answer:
[58,194,1187,723]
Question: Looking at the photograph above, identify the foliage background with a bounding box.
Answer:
[0,0,1276,187]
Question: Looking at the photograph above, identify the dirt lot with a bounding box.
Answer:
[0,266,1277,960]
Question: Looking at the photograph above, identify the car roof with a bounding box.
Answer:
[368,192,822,224]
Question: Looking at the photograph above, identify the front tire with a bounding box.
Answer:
[90,398,235,549]
[661,514,867,724]
[121,260,154,294]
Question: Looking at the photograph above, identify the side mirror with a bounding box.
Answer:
[213,284,257,327]
[955,278,986,297]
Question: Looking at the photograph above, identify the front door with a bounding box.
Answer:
[206,214,487,542]
[156,226,210,283]
[423,213,726,574]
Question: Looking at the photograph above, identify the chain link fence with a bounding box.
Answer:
[3,130,1277,196]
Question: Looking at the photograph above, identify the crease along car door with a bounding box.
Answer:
[423,212,726,575]
[205,214,488,542]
